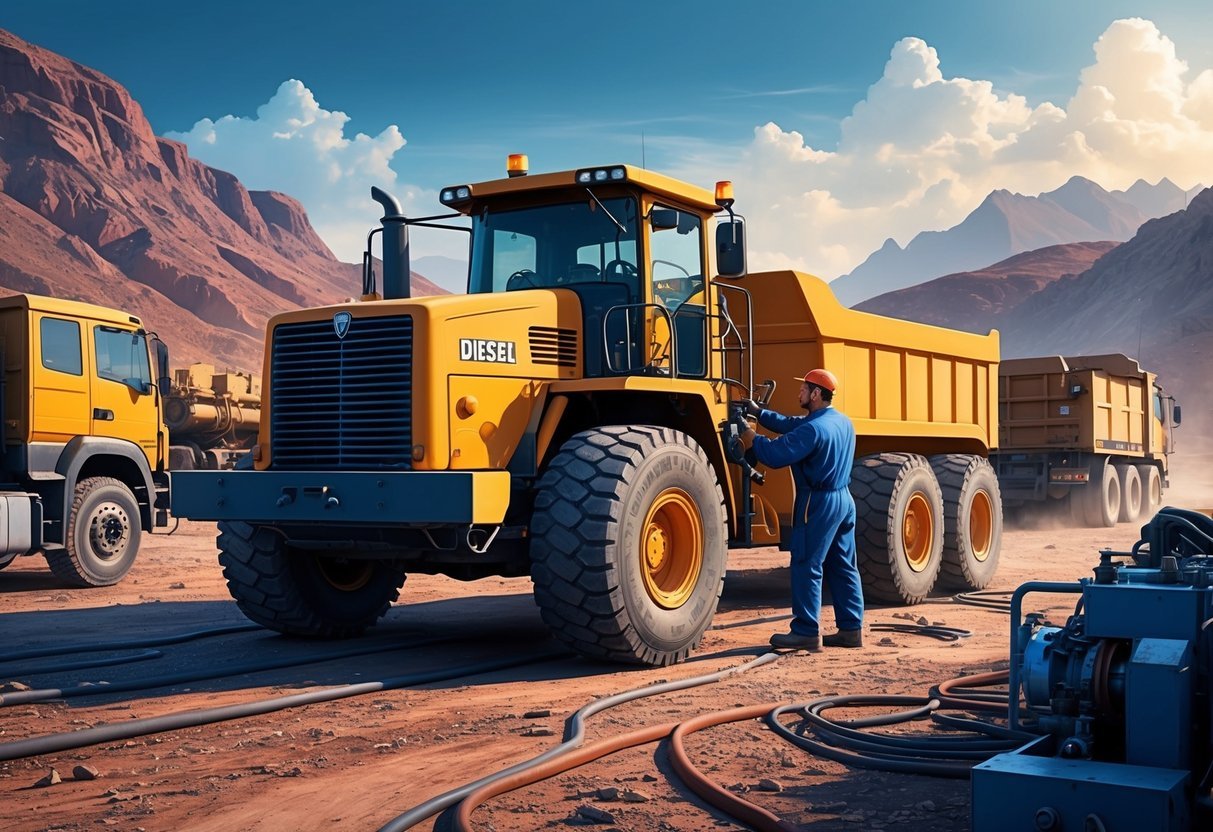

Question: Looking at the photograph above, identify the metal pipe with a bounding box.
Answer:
[371,187,410,300]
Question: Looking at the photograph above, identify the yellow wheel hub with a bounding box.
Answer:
[639,488,703,609]
[316,558,374,592]
[969,489,994,562]
[902,493,934,572]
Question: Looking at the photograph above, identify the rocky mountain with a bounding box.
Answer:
[0,28,444,370]
[830,176,1199,307]
[855,241,1119,334]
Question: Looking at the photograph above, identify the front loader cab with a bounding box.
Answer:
[442,161,735,380]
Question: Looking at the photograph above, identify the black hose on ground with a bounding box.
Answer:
[8,649,162,677]
[378,650,782,832]
[869,622,972,642]
[0,623,260,664]
[0,649,569,762]
[0,636,458,706]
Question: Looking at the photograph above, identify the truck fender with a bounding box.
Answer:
[55,436,156,530]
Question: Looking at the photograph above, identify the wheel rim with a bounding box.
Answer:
[639,488,703,609]
[88,501,131,561]
[902,493,934,572]
[315,558,374,592]
[969,489,994,562]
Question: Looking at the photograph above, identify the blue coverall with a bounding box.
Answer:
[750,406,864,637]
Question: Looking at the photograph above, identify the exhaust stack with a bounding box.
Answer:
[371,187,410,299]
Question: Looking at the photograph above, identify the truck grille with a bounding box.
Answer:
[270,315,412,469]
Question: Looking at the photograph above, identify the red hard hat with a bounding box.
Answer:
[795,368,838,392]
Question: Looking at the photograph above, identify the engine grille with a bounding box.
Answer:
[529,326,578,366]
[270,315,412,469]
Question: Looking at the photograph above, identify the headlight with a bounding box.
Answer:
[440,185,473,205]
[576,166,628,185]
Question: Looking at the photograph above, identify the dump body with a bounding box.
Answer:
[739,270,999,537]
[991,354,1177,522]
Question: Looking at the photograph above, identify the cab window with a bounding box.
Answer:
[649,206,703,309]
[40,317,83,376]
[94,327,151,389]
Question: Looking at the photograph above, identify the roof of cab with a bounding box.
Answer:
[0,293,143,327]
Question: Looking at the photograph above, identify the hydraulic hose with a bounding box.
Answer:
[0,649,567,762]
[0,635,458,706]
[931,670,1011,712]
[869,622,972,642]
[12,649,162,677]
[0,623,260,664]
[668,704,802,832]
[380,650,781,832]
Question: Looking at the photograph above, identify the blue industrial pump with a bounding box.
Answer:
[973,507,1213,832]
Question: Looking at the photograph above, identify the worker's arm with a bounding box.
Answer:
[756,409,807,435]
[750,421,818,469]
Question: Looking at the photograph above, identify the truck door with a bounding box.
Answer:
[90,326,157,467]
[31,314,90,442]
[648,205,707,377]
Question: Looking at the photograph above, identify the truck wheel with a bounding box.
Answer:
[930,455,1003,591]
[1074,459,1120,527]
[852,453,944,605]
[45,477,142,587]
[1115,464,1142,523]
[529,426,727,666]
[217,520,406,637]
[1138,464,1162,517]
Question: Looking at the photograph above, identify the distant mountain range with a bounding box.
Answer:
[0,28,445,370]
[830,176,1202,307]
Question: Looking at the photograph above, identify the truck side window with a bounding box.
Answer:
[40,317,83,376]
[94,327,151,388]
[649,206,703,308]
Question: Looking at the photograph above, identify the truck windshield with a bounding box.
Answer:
[468,197,639,295]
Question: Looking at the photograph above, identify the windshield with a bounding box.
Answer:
[468,197,639,295]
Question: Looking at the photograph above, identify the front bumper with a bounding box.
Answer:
[172,470,512,525]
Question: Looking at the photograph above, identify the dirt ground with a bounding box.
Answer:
[1,450,1210,832]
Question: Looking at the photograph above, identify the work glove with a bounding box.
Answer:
[739,398,762,417]
[730,406,753,437]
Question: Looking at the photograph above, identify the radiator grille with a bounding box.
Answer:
[270,315,412,469]
[528,326,578,367]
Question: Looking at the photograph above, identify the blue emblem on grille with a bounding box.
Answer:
[333,311,352,339]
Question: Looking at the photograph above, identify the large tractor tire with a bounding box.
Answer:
[46,477,141,587]
[930,455,1003,591]
[529,426,727,666]
[1115,464,1142,523]
[1138,464,1163,517]
[1072,459,1120,528]
[217,520,406,637]
[851,453,944,605]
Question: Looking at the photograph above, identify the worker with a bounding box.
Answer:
[739,369,864,651]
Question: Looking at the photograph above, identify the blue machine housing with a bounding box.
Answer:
[973,508,1213,832]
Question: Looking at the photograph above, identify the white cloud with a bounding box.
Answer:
[678,18,1213,279]
[166,80,459,263]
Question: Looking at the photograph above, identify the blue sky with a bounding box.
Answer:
[4,1,1213,274]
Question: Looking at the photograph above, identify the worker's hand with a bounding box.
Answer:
[739,398,762,417]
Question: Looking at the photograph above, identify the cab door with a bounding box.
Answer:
[89,325,157,467]
[31,314,90,442]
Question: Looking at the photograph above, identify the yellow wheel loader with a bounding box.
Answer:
[175,157,1001,666]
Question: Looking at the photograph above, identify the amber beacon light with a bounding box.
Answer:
[507,154,529,177]
[714,180,735,208]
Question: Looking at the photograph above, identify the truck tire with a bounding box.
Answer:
[930,455,1002,591]
[852,453,944,605]
[1115,464,1142,523]
[1073,459,1120,528]
[1138,464,1162,517]
[217,520,406,637]
[45,477,141,587]
[529,426,727,666]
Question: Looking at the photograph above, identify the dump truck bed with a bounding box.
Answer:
[743,271,1000,458]
[998,354,1155,457]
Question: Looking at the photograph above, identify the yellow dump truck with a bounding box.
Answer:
[174,158,1003,666]
[0,294,171,585]
[992,354,1180,527]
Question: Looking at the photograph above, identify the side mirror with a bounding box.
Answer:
[716,218,747,277]
[153,337,172,397]
[651,209,679,231]
[1173,404,1182,426]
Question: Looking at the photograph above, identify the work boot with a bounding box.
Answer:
[822,629,863,648]
[769,631,822,651]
